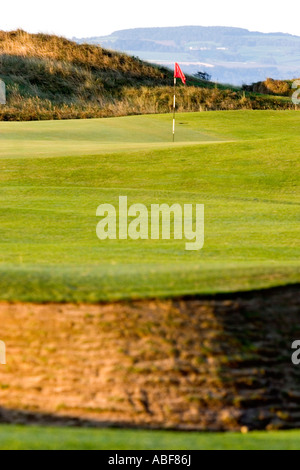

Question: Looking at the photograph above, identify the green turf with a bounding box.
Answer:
[0,425,300,450]
[0,111,299,302]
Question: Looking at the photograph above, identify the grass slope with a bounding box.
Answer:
[0,30,295,121]
[0,110,299,302]
[0,29,174,89]
[0,425,300,450]
[0,30,226,121]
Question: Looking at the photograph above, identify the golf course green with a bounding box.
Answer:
[0,110,299,302]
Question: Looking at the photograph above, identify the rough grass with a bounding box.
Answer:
[0,425,300,450]
[0,110,299,302]
[0,30,296,121]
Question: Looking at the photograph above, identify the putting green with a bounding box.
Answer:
[0,111,299,302]
[0,114,227,159]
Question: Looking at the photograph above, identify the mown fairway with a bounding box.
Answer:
[0,111,299,301]
[0,425,300,450]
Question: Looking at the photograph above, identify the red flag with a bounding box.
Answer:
[174,62,186,85]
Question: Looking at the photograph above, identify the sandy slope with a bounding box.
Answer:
[0,285,299,431]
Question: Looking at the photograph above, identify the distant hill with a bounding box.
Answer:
[75,26,300,85]
[0,30,295,121]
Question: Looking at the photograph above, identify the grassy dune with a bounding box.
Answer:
[0,110,299,302]
[0,30,295,121]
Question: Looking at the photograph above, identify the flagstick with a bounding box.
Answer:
[172,77,176,142]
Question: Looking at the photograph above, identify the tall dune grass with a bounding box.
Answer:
[0,30,295,121]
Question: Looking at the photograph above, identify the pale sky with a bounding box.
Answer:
[1,0,299,38]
